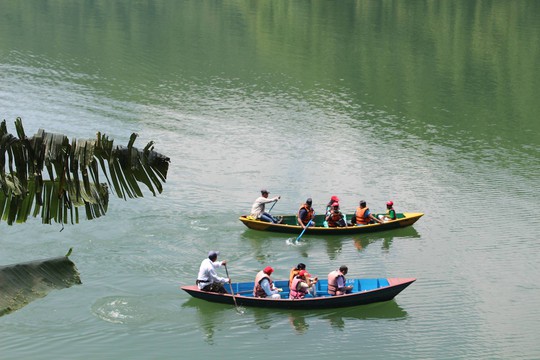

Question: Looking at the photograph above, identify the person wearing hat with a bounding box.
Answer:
[297,197,316,228]
[378,200,396,222]
[325,195,340,216]
[351,200,382,226]
[253,266,282,299]
[289,263,306,287]
[196,251,230,293]
[289,268,318,299]
[325,202,347,227]
[323,195,340,227]
[250,189,282,223]
[288,263,318,290]
[289,270,312,299]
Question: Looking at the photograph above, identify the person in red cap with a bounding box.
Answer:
[289,270,310,299]
[288,263,318,290]
[289,269,318,299]
[253,266,282,299]
[378,200,397,222]
[325,195,340,216]
[323,195,340,227]
[325,202,347,227]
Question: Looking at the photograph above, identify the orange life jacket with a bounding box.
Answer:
[289,268,301,288]
[327,270,344,296]
[327,210,343,227]
[355,207,369,225]
[253,270,273,298]
[298,204,314,225]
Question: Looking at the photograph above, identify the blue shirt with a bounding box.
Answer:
[260,278,278,296]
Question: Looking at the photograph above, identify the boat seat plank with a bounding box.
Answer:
[358,278,389,291]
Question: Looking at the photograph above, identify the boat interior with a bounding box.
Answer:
[228,278,391,299]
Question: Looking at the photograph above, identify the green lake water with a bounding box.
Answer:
[1,1,539,359]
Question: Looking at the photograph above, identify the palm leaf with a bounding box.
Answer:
[0,118,170,225]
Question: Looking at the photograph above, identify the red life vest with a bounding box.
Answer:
[327,270,345,295]
[355,207,369,225]
[298,204,314,225]
[327,210,343,227]
[253,270,273,298]
[289,276,308,299]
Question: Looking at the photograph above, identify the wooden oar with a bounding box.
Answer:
[268,199,278,213]
[224,264,241,313]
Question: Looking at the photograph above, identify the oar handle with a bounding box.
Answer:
[224,263,230,279]
[268,200,278,213]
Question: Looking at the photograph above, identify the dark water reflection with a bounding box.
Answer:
[241,225,421,259]
[182,299,230,345]
[285,301,408,334]
[183,298,407,340]
[352,227,421,252]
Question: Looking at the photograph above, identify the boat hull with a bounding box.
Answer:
[239,212,423,235]
[181,278,415,310]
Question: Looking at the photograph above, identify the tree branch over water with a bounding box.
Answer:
[0,117,170,225]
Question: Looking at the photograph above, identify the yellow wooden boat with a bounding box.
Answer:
[239,212,423,235]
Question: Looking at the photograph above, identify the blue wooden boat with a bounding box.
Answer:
[239,212,423,235]
[181,277,415,309]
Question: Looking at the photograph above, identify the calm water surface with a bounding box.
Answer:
[1,1,539,359]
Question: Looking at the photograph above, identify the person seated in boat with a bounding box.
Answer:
[378,200,397,222]
[325,202,347,227]
[327,265,353,296]
[325,195,340,216]
[253,266,282,299]
[297,198,316,228]
[350,200,382,226]
[289,263,306,287]
[323,195,340,227]
[250,189,282,224]
[289,263,318,292]
[196,251,230,294]
[290,270,314,299]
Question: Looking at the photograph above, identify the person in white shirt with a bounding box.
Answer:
[196,251,230,293]
[250,189,282,223]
